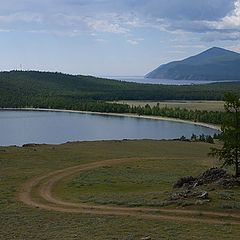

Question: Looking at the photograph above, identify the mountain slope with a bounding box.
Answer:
[146,47,240,80]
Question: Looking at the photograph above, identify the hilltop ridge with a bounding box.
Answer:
[146,47,240,81]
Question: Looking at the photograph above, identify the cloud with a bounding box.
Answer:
[25,29,82,37]
[211,0,240,29]
[127,39,139,45]
[0,28,12,32]
[228,44,240,52]
[202,32,240,42]
[0,0,239,42]
[95,38,106,42]
[134,0,240,41]
[85,17,129,34]
[126,36,144,45]
[193,0,240,41]
[129,0,235,21]
[0,12,42,23]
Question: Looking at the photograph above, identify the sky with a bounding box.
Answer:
[0,0,240,76]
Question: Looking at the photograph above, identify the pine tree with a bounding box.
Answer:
[210,93,240,177]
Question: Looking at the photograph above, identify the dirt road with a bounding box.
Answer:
[18,157,240,225]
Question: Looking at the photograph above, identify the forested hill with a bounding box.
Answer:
[1,71,240,109]
[146,47,240,80]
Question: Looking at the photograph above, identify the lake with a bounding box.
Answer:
[0,110,219,146]
[105,76,236,85]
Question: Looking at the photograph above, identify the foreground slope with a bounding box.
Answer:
[146,47,240,80]
[1,140,240,239]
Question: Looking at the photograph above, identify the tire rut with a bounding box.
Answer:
[18,157,240,225]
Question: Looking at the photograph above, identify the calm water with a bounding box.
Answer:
[0,110,219,146]
[105,76,236,85]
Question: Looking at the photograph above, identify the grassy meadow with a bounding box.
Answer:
[1,140,240,239]
[114,100,225,112]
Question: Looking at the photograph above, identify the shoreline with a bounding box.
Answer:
[1,107,221,131]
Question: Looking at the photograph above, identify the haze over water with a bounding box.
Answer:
[105,76,237,85]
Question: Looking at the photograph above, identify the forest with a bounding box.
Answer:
[1,71,240,101]
[0,70,236,124]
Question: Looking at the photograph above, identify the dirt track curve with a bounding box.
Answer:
[18,157,240,225]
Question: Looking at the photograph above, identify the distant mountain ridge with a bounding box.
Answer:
[146,47,240,81]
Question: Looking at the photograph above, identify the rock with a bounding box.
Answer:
[217,178,240,187]
[173,167,230,189]
[198,191,208,199]
[197,167,228,185]
[170,168,239,204]
[170,190,203,200]
[192,182,198,188]
[141,237,151,240]
[173,176,196,188]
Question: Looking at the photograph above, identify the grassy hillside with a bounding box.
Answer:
[146,47,240,80]
[1,71,240,110]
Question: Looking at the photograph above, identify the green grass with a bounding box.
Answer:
[54,152,240,212]
[54,158,212,207]
[113,100,225,111]
[1,140,240,239]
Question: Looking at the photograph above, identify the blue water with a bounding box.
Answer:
[105,76,237,85]
[0,110,219,146]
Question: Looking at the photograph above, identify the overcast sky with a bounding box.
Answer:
[0,0,240,75]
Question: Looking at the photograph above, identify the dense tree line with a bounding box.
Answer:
[0,95,225,125]
[177,134,215,143]
[0,70,235,125]
[130,104,224,124]
[1,70,240,101]
[0,96,130,113]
